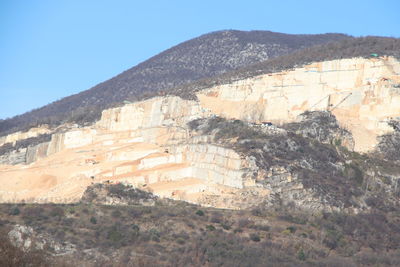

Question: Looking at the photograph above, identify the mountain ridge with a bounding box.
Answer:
[0,30,348,135]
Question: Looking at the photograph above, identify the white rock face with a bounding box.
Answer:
[197,57,400,151]
[8,224,76,255]
[0,126,50,146]
[97,96,210,131]
[167,144,249,188]
[1,56,400,209]
[8,224,34,251]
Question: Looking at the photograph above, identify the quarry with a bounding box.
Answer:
[0,56,399,211]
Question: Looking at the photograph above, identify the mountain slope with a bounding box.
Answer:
[0,30,348,135]
[172,36,400,98]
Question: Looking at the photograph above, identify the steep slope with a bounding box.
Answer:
[196,56,400,151]
[172,36,400,98]
[3,191,400,266]
[1,56,400,212]
[0,30,348,135]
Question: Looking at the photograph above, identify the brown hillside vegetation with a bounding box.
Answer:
[2,35,398,137]
[0,30,347,136]
[1,184,400,266]
[171,36,400,99]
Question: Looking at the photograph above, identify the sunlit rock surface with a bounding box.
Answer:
[1,57,400,210]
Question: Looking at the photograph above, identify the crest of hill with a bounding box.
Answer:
[0,30,347,136]
[170,36,400,99]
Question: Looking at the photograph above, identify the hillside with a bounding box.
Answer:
[0,30,348,135]
[0,54,399,210]
[1,183,400,266]
[1,34,400,266]
[171,36,400,99]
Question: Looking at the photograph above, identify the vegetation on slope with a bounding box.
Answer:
[188,115,400,211]
[171,36,400,99]
[1,35,399,140]
[0,134,52,156]
[0,30,347,136]
[1,183,400,266]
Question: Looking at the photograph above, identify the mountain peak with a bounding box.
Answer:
[0,30,349,135]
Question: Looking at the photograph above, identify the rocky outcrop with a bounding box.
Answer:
[376,132,400,161]
[3,57,400,163]
[8,224,76,255]
[0,148,27,165]
[166,143,254,188]
[283,111,355,150]
[0,126,50,147]
[196,57,400,152]
[81,183,158,206]
[189,116,365,212]
[1,57,400,212]
[97,96,209,131]
[0,97,265,209]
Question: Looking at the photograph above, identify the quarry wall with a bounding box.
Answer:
[1,57,400,209]
[197,57,400,151]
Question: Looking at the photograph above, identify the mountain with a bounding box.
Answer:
[172,36,400,98]
[1,32,400,265]
[0,30,348,135]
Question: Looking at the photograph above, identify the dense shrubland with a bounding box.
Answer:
[1,184,400,266]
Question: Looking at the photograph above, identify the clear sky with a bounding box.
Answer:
[0,0,399,119]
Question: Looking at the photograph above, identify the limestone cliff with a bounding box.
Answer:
[197,56,400,151]
[0,126,50,147]
[0,56,399,212]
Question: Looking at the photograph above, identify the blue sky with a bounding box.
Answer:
[0,0,399,119]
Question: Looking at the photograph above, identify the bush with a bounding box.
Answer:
[286,226,297,233]
[107,227,124,243]
[90,216,97,224]
[221,222,232,230]
[9,207,20,216]
[249,233,261,242]
[233,228,243,233]
[297,249,306,261]
[132,224,140,232]
[323,229,343,250]
[251,207,263,216]
[176,238,185,245]
[251,224,270,232]
[195,210,205,216]
[206,225,216,231]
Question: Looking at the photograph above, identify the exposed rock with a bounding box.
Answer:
[284,111,355,150]
[97,96,209,132]
[1,57,400,213]
[26,142,50,164]
[0,126,50,147]
[197,56,400,152]
[8,224,34,251]
[190,116,362,212]
[376,132,400,161]
[387,118,400,131]
[8,224,76,255]
[0,148,27,165]
[81,183,158,206]
[0,30,348,137]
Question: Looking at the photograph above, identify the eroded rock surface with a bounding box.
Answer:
[1,57,400,212]
[197,57,400,151]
